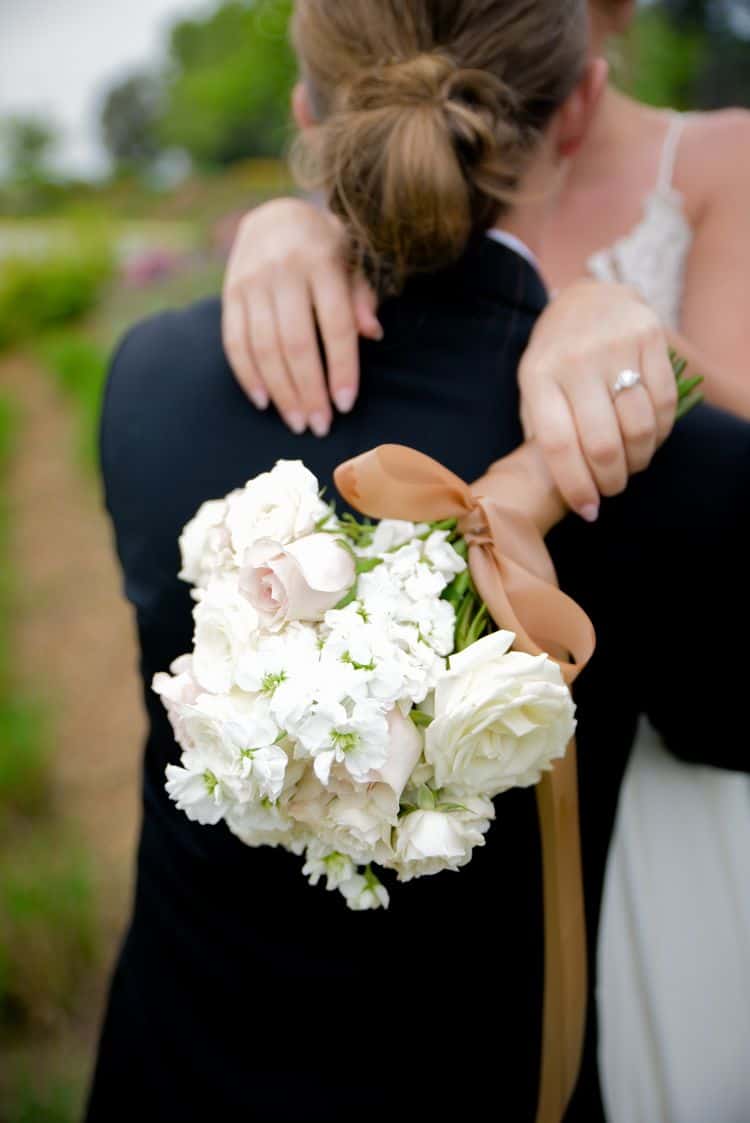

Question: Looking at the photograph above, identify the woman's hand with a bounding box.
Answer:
[518,280,678,522]
[222,198,380,436]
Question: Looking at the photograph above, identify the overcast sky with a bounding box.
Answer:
[0,0,209,176]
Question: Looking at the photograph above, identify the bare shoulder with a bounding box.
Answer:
[679,109,750,215]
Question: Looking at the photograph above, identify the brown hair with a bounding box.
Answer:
[291,0,588,292]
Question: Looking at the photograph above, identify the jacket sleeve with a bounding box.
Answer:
[605,403,749,773]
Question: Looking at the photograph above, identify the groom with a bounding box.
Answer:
[87,236,750,1122]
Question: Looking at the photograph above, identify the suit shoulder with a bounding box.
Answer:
[106,296,224,405]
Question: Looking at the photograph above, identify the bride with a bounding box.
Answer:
[220,3,750,1120]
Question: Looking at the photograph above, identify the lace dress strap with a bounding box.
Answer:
[656,114,687,194]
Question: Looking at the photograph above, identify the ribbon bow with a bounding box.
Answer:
[335,444,594,683]
[335,444,595,1123]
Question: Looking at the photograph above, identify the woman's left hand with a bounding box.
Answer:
[518,279,678,522]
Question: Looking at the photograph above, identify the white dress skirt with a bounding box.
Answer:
[590,114,750,1122]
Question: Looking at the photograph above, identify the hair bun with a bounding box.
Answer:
[300,51,527,294]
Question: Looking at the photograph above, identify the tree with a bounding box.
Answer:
[100,72,164,172]
[0,116,57,184]
[158,0,296,168]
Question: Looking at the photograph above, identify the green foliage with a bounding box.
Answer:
[620,6,705,109]
[0,248,113,353]
[159,0,296,167]
[100,72,164,172]
[37,335,109,468]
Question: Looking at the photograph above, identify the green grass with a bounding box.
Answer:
[0,832,99,1032]
[0,1074,83,1123]
[0,397,50,815]
[35,335,109,471]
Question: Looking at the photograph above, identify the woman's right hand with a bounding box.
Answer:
[518,280,678,522]
[222,198,380,437]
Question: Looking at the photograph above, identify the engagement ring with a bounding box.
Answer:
[613,368,642,396]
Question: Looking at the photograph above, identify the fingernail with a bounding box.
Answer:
[285,411,307,435]
[372,322,384,341]
[334,387,356,414]
[580,504,600,524]
[250,387,269,410]
[309,411,330,438]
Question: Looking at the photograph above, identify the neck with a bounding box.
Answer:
[566,84,640,182]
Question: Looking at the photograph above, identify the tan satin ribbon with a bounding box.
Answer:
[335,444,595,1123]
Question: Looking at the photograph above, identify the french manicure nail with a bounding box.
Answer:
[334,387,356,414]
[309,412,331,438]
[580,504,600,524]
[250,387,269,410]
[285,412,307,435]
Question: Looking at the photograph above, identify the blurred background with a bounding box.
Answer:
[0,1,748,1118]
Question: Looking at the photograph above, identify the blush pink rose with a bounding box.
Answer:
[240,534,356,631]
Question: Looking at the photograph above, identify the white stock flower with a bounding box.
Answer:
[240,534,355,632]
[423,530,467,581]
[302,842,356,891]
[392,794,494,882]
[226,799,306,850]
[339,869,390,911]
[235,622,319,697]
[310,700,390,785]
[178,499,231,588]
[165,762,234,825]
[367,520,419,555]
[426,631,577,797]
[225,461,328,558]
[192,578,259,694]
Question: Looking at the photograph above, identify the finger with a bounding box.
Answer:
[352,274,382,341]
[614,383,657,475]
[222,293,268,411]
[312,267,360,415]
[531,383,601,520]
[566,380,629,498]
[273,276,332,438]
[248,288,306,434]
[641,330,678,445]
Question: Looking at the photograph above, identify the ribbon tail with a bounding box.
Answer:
[535,747,588,1123]
[468,545,595,685]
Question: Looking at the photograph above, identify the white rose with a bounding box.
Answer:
[192,578,259,693]
[178,499,231,588]
[392,794,494,881]
[153,654,201,743]
[240,534,355,632]
[426,631,576,798]
[225,460,328,558]
[360,708,423,805]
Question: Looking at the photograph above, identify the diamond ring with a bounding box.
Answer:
[613,368,642,396]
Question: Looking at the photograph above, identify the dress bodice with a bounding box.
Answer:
[587,115,693,330]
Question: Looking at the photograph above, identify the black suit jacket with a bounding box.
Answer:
[86,239,749,1123]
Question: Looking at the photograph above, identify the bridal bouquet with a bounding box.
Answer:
[154,459,576,910]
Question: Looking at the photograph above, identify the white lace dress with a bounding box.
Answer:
[591,115,750,1123]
